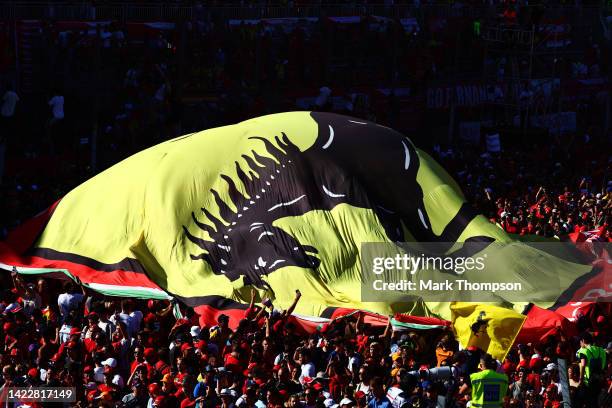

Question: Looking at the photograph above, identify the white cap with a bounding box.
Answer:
[190,326,201,338]
[545,363,557,371]
[340,398,354,406]
[101,357,117,368]
[324,398,336,408]
[322,392,331,399]
[112,374,124,388]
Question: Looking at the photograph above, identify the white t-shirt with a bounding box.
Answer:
[299,362,315,384]
[129,310,143,335]
[22,293,41,317]
[57,292,84,318]
[109,310,143,338]
[48,95,65,119]
[2,91,19,117]
[59,324,73,343]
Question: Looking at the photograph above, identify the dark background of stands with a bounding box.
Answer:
[0,2,610,236]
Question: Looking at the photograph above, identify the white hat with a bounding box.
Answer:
[190,326,201,338]
[340,398,354,406]
[219,388,233,397]
[322,392,331,399]
[545,363,557,371]
[112,374,124,388]
[324,398,336,408]
[101,357,117,368]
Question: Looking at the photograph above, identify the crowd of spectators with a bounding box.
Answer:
[0,274,610,407]
[433,131,612,240]
[0,4,610,407]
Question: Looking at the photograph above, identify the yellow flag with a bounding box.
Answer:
[451,302,527,361]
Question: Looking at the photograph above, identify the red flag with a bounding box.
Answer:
[515,305,576,344]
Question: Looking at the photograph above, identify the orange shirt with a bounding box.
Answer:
[436,347,454,367]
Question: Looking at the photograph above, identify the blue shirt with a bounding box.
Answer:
[368,396,391,408]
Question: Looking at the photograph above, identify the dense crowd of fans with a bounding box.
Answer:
[434,132,612,240]
[0,3,611,408]
[0,276,610,408]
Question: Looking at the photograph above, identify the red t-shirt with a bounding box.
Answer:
[181,397,197,408]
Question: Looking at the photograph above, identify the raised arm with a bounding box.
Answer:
[283,290,302,317]
[249,288,257,309]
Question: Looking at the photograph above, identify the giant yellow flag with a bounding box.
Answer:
[0,112,600,326]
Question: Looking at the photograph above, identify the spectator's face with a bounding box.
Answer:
[358,368,368,382]
[370,381,384,398]
[37,279,46,293]
[2,368,13,383]
[278,367,289,382]
[289,395,300,407]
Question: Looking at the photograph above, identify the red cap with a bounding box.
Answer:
[148,383,161,395]
[144,313,156,325]
[180,343,193,353]
[312,383,323,391]
[144,348,156,359]
[355,391,366,399]
[27,368,38,377]
[596,315,606,324]
[2,322,14,332]
[154,395,166,406]
[196,340,207,350]
[87,390,99,402]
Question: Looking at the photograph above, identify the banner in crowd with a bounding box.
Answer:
[513,112,577,135]
[451,303,527,361]
[0,112,604,328]
[426,82,520,109]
